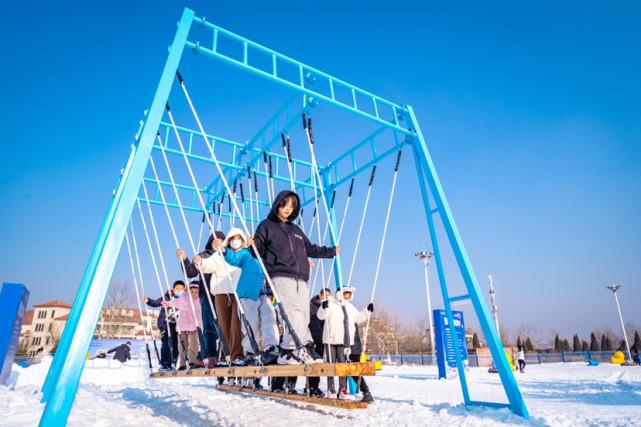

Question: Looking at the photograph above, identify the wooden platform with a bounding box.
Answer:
[216,384,368,409]
[149,361,379,379]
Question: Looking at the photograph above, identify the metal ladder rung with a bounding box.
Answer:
[449,294,470,303]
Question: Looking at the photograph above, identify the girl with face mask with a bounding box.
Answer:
[222,228,280,366]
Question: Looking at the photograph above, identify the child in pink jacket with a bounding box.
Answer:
[163,282,203,369]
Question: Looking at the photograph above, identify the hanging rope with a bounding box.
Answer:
[323,178,355,291]
[150,137,232,364]
[346,165,377,287]
[163,108,262,361]
[123,229,153,369]
[126,222,161,366]
[176,71,308,351]
[246,166,256,232]
[136,192,178,368]
[361,149,403,358]
[196,211,206,250]
[302,114,343,274]
[310,190,336,297]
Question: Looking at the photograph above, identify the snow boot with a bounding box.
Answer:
[261,346,280,365]
[361,391,374,403]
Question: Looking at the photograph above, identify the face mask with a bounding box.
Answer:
[173,290,183,298]
[230,239,243,249]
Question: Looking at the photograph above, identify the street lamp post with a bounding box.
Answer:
[415,251,436,365]
[606,284,632,362]
[488,275,501,341]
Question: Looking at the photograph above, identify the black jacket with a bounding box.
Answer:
[253,191,336,282]
[309,295,324,348]
[146,291,175,330]
[107,343,131,363]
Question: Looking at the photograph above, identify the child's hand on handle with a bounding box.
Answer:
[193,254,202,266]
[322,300,329,309]
[335,246,342,254]
[144,297,149,304]
[309,260,315,269]
[246,236,254,246]
[367,303,374,313]
[176,248,186,260]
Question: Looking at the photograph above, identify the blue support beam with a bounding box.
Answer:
[38,8,196,426]
[405,105,528,419]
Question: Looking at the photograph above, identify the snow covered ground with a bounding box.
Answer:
[2,358,640,426]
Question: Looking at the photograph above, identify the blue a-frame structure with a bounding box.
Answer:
[38,8,528,425]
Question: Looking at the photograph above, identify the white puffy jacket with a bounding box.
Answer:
[198,251,241,295]
[316,297,370,346]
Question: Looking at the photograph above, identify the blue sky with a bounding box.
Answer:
[1,1,640,344]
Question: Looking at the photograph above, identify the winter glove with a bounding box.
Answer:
[367,303,374,312]
[321,300,329,309]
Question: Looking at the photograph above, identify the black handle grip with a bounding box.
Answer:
[165,103,171,112]
[232,180,237,193]
[307,117,314,144]
[330,190,336,209]
[312,206,317,217]
[253,169,258,190]
[176,70,184,83]
[220,192,225,203]
[302,113,307,129]
[247,165,251,177]
[281,133,287,148]
[240,183,245,202]
[263,151,268,164]
[394,150,402,172]
[286,135,292,162]
[201,212,206,223]
[348,178,355,197]
[369,165,377,186]
[268,155,273,177]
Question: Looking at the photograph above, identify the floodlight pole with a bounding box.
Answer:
[415,251,436,365]
[606,284,632,362]
[488,275,500,341]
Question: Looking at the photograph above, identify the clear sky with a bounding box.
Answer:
[1,1,640,344]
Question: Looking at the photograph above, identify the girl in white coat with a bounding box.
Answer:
[316,286,373,399]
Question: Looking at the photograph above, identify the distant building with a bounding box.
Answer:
[19,300,72,356]
[19,300,160,356]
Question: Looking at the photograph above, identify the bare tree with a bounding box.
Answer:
[99,278,137,338]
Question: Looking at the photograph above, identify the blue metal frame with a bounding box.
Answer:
[39,8,528,424]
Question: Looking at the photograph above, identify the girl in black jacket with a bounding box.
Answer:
[252,190,340,365]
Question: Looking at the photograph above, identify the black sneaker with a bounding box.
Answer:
[262,346,280,365]
[361,391,374,403]
[277,349,302,365]
[309,388,325,398]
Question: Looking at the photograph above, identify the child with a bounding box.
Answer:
[145,280,184,370]
[317,286,373,400]
[194,234,245,366]
[177,232,224,368]
[163,282,204,369]
[252,190,340,365]
[517,347,526,373]
[106,341,131,364]
[222,227,280,365]
[307,287,335,397]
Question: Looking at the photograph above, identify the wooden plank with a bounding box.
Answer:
[149,362,378,379]
[217,384,368,409]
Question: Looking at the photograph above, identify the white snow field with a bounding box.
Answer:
[2,358,640,426]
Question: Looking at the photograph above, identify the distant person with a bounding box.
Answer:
[632,347,640,366]
[517,347,526,373]
[107,342,131,363]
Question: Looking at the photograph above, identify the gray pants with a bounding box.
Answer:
[272,276,313,350]
[326,345,349,392]
[239,296,279,353]
[178,331,199,367]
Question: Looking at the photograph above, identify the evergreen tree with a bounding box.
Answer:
[617,340,626,352]
[606,336,613,351]
[634,330,641,351]
[525,337,535,352]
[554,334,561,351]
[516,336,522,349]
[601,334,608,351]
[590,332,600,351]
[472,333,481,349]
[562,338,571,352]
[572,334,581,352]
[581,340,589,352]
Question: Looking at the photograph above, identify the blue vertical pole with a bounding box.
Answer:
[321,168,343,290]
[38,8,195,426]
[405,105,528,419]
